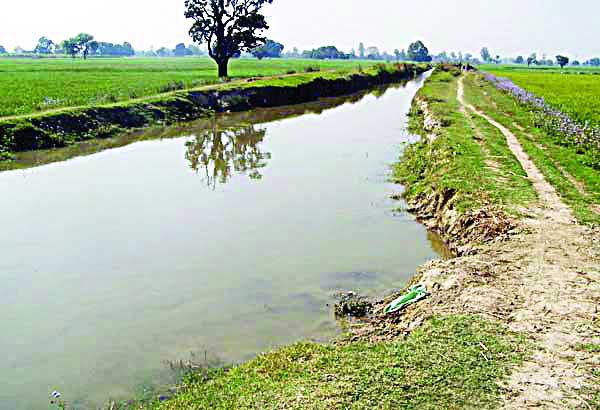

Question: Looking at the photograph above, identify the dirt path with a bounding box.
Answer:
[456,75,599,408]
[356,76,600,409]
[457,76,573,224]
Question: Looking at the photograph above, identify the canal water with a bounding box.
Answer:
[0,74,443,409]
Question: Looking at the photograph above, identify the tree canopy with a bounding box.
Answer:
[174,43,193,57]
[184,0,274,77]
[302,46,348,60]
[480,47,492,63]
[61,33,98,59]
[556,55,569,68]
[358,43,365,59]
[407,41,432,62]
[34,37,54,54]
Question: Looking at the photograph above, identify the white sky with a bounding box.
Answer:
[1,0,599,60]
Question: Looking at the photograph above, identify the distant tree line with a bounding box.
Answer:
[0,35,214,59]
[277,40,432,62]
[475,47,600,67]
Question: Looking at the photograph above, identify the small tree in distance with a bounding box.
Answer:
[358,43,365,59]
[407,41,432,62]
[481,47,492,63]
[61,39,79,58]
[556,55,569,69]
[35,37,54,54]
[251,39,284,59]
[184,0,274,78]
[174,43,193,57]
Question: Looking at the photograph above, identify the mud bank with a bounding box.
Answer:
[0,63,429,157]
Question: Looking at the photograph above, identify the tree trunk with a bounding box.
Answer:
[217,59,229,78]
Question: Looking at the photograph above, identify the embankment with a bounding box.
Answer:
[394,65,524,255]
[368,66,599,409]
[0,63,429,158]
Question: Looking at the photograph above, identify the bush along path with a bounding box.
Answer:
[378,66,599,409]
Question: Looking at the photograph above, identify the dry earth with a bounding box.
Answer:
[352,74,600,409]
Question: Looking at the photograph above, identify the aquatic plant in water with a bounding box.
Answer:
[484,73,600,168]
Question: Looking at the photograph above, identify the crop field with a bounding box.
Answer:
[483,65,600,127]
[0,57,376,118]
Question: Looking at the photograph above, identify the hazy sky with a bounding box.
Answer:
[2,0,599,59]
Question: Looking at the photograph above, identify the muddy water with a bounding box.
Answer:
[0,75,443,409]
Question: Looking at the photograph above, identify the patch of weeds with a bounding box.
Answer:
[159,81,187,94]
[156,316,529,410]
[304,65,321,73]
[575,343,600,353]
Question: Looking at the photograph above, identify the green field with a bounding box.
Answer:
[0,57,376,118]
[482,65,600,127]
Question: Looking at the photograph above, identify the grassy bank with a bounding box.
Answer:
[0,87,379,172]
[0,62,428,161]
[392,65,538,253]
[396,65,600,230]
[147,316,527,410]
[0,57,379,118]
[396,66,537,214]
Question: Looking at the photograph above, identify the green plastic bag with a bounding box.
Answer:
[384,284,429,315]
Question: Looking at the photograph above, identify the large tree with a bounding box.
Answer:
[184,0,273,77]
[407,41,432,62]
[0,45,6,54]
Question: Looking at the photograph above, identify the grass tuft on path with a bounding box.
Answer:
[156,316,529,410]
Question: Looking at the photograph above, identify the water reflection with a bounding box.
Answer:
[185,122,271,188]
[2,84,402,173]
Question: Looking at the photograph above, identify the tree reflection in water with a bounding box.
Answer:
[185,120,271,189]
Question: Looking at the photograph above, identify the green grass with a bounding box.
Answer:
[396,67,536,215]
[482,65,600,128]
[464,72,600,225]
[0,57,377,118]
[153,316,528,410]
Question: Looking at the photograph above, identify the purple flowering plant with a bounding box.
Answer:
[484,73,600,169]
